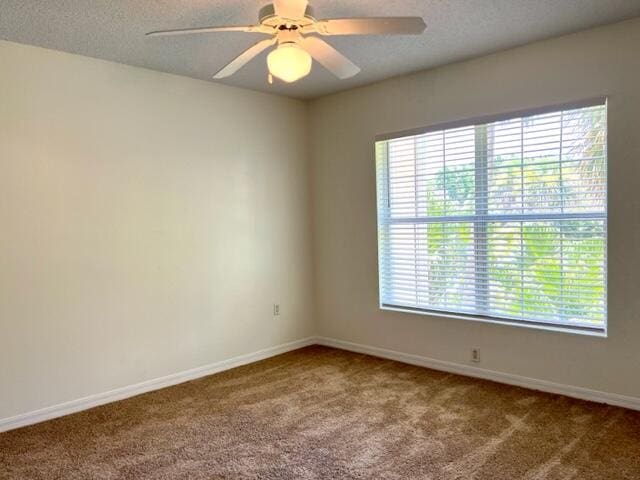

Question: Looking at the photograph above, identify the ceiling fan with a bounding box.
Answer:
[146,0,426,84]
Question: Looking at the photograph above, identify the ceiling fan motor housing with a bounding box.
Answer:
[259,4,316,28]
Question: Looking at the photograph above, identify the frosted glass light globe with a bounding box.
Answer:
[267,43,312,83]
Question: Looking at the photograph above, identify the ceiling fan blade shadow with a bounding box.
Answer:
[301,36,360,79]
[315,17,426,36]
[214,38,277,79]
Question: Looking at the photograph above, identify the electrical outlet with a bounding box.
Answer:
[471,348,481,363]
[273,304,280,316]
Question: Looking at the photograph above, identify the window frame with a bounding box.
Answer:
[375,98,608,337]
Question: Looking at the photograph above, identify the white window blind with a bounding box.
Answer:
[376,100,607,333]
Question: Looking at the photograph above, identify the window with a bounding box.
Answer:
[375,100,607,334]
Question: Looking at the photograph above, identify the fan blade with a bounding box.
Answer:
[315,17,426,36]
[300,37,360,79]
[146,25,266,37]
[273,0,308,20]
[214,38,277,79]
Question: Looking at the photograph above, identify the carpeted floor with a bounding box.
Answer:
[1,346,639,479]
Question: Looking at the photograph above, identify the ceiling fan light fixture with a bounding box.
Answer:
[148,0,427,84]
[267,43,312,83]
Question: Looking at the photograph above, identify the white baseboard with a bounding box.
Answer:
[316,336,640,412]
[3,335,638,433]
[0,337,315,433]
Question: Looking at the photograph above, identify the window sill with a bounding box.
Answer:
[380,305,607,338]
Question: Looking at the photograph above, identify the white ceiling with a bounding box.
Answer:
[1,1,639,99]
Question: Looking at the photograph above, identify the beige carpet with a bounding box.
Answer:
[1,346,639,479]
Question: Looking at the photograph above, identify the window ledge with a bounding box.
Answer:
[380,305,607,338]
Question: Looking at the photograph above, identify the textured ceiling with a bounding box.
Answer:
[1,1,639,99]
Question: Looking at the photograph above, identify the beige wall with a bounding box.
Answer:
[0,40,314,419]
[309,18,640,398]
